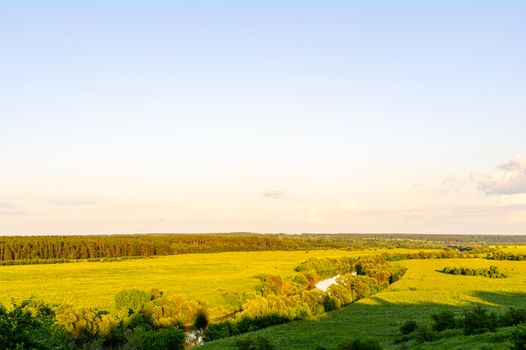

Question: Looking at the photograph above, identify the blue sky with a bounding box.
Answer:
[1,0,525,234]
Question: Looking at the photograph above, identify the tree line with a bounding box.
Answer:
[0,233,458,265]
[486,251,526,261]
[440,266,508,278]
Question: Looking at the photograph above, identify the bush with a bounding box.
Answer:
[236,335,276,350]
[203,315,289,342]
[462,306,498,335]
[440,266,507,278]
[431,311,457,331]
[389,265,408,283]
[336,338,382,350]
[203,322,235,341]
[323,296,341,312]
[115,289,151,313]
[55,305,117,338]
[125,311,154,330]
[142,328,185,350]
[500,308,526,327]
[413,325,435,343]
[0,299,74,350]
[399,320,418,335]
[512,326,526,350]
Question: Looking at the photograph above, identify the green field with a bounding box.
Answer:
[200,258,526,349]
[0,248,421,317]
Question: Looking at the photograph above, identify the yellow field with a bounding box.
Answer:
[496,245,526,254]
[363,258,526,307]
[0,248,424,316]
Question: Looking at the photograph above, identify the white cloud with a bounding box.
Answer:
[478,155,526,195]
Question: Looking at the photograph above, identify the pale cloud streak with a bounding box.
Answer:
[310,204,526,230]
[440,174,467,193]
[0,200,29,215]
[439,171,475,193]
[46,198,102,206]
[262,190,287,200]
[499,194,526,206]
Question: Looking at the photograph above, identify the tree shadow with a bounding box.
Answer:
[470,290,526,308]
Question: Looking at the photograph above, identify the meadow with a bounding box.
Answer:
[200,258,526,349]
[0,248,426,317]
[3,242,526,349]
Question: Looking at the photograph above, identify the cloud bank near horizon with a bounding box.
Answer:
[478,156,526,195]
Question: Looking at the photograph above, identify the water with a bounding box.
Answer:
[315,275,340,291]
[186,329,204,347]
[315,272,357,291]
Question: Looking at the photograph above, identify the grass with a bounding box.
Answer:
[407,328,515,350]
[199,258,526,349]
[0,248,423,317]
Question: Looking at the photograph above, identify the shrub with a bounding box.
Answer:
[500,307,526,327]
[399,320,418,335]
[251,315,289,330]
[125,311,154,330]
[413,325,435,343]
[462,306,498,335]
[55,305,117,337]
[431,311,457,331]
[512,326,526,350]
[235,335,276,350]
[142,328,185,350]
[323,296,341,312]
[336,338,382,350]
[0,299,74,350]
[115,289,151,313]
[150,294,199,328]
[389,265,408,283]
[203,315,289,342]
[440,266,507,278]
[124,327,184,350]
[202,322,235,342]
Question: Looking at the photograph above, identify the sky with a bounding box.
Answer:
[1,0,525,235]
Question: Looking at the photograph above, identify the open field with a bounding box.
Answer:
[4,246,526,349]
[495,245,526,254]
[200,258,526,349]
[0,248,429,316]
